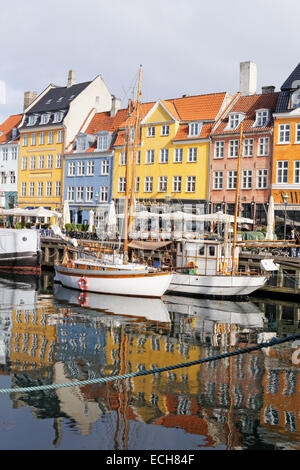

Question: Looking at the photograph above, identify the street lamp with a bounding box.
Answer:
[283,192,289,240]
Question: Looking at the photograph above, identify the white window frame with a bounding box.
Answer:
[278,124,290,143]
[46,181,52,197]
[76,186,84,202]
[144,176,153,193]
[57,130,63,143]
[28,115,37,126]
[55,181,61,197]
[254,109,270,127]
[277,161,289,183]
[77,161,84,176]
[56,154,62,168]
[229,140,239,158]
[174,148,183,163]
[101,159,109,175]
[172,176,182,193]
[53,112,63,123]
[119,152,126,166]
[214,141,225,159]
[242,169,253,189]
[37,181,43,197]
[161,125,169,136]
[258,137,269,156]
[97,134,109,150]
[100,186,108,202]
[186,176,196,192]
[30,156,35,170]
[39,132,45,145]
[213,171,223,190]
[187,147,197,162]
[147,126,155,137]
[67,186,74,201]
[23,134,28,146]
[86,186,93,202]
[118,177,126,192]
[146,149,155,164]
[294,161,300,183]
[87,160,95,176]
[227,170,237,190]
[68,161,75,176]
[257,169,268,189]
[2,148,8,160]
[228,113,242,129]
[48,131,54,144]
[22,156,27,170]
[159,148,169,163]
[31,133,36,146]
[29,182,35,197]
[40,113,50,125]
[243,138,254,157]
[158,176,168,192]
[135,176,140,192]
[21,182,26,197]
[47,154,53,169]
[38,155,44,169]
[189,122,201,137]
[11,147,17,160]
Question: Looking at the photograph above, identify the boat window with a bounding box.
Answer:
[208,246,216,257]
[198,245,205,256]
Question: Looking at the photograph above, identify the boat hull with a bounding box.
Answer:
[168,273,268,297]
[0,229,41,274]
[54,265,173,298]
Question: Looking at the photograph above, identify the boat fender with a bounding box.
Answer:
[79,277,88,291]
[78,292,88,306]
[67,259,75,269]
[292,348,300,365]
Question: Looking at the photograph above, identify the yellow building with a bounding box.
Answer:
[112,93,231,216]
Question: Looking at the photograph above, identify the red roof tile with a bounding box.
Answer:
[0,114,22,144]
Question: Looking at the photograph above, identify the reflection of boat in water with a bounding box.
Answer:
[54,284,171,323]
[0,276,37,309]
[163,294,266,328]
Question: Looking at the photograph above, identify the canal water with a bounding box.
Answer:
[0,271,299,451]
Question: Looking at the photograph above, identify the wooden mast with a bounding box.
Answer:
[129,65,142,235]
[232,121,243,274]
[123,100,132,264]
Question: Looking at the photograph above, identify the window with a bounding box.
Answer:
[119,152,126,166]
[55,181,61,197]
[47,154,53,169]
[77,135,86,151]
[243,138,254,157]
[38,155,44,169]
[242,170,252,189]
[228,113,242,129]
[291,89,300,109]
[21,182,26,197]
[160,148,169,163]
[53,112,63,123]
[229,140,239,158]
[57,130,63,143]
[68,161,75,176]
[11,147,17,160]
[296,123,300,143]
[279,124,290,143]
[86,186,93,202]
[40,113,50,125]
[22,156,27,170]
[118,177,126,192]
[277,161,289,183]
[100,186,108,202]
[56,154,62,168]
[98,134,109,150]
[48,131,54,144]
[173,176,182,192]
[67,186,74,201]
[77,186,84,201]
[30,156,36,169]
[31,133,36,145]
[0,172,6,184]
[77,161,84,176]
[188,147,197,162]
[9,171,15,184]
[174,148,183,163]
[101,160,109,175]
[257,169,268,188]
[46,181,52,197]
[228,170,237,189]
[213,171,223,190]
[144,176,153,192]
[214,141,225,158]
[294,161,300,183]
[255,110,269,127]
[161,125,169,136]
[30,182,35,196]
[136,151,141,165]
[87,160,94,175]
[258,137,269,156]
[23,134,28,146]
[37,181,43,197]
[147,126,155,137]
[189,122,201,136]
[28,115,37,126]
[186,176,196,192]
[39,132,45,145]
[158,176,168,192]
[135,176,140,192]
[129,127,135,142]
[2,148,8,160]
[146,150,155,164]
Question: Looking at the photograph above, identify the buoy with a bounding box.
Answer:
[67,259,75,269]
[292,348,300,365]
[79,277,88,291]
[78,292,88,306]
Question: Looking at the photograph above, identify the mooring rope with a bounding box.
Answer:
[1,333,299,395]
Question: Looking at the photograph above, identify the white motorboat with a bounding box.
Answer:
[0,228,41,274]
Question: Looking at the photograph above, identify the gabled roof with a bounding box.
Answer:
[0,114,22,144]
[28,81,91,113]
[281,63,300,91]
[170,92,228,121]
[211,92,279,135]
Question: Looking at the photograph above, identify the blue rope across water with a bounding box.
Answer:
[1,333,299,395]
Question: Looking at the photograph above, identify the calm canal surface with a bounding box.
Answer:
[0,271,299,451]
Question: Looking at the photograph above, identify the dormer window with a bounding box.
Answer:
[77,135,87,152]
[188,122,202,137]
[129,126,135,142]
[69,94,75,101]
[228,113,243,130]
[40,113,50,125]
[57,97,64,103]
[97,133,109,151]
[291,89,300,109]
[11,128,17,139]
[53,111,63,123]
[254,109,270,127]
[27,114,37,126]
[45,98,52,105]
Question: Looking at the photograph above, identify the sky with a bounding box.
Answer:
[0,0,299,123]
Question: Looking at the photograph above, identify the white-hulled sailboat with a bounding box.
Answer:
[54,67,173,298]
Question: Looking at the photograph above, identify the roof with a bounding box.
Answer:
[0,114,22,144]
[211,92,279,135]
[28,81,91,113]
[281,62,300,91]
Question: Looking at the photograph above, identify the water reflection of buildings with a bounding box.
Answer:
[0,276,299,449]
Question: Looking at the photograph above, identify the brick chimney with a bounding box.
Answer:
[67,70,76,88]
[110,95,121,117]
[240,61,257,96]
[24,91,37,111]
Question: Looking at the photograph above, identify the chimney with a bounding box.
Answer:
[24,91,37,111]
[262,86,275,94]
[67,70,76,88]
[239,61,257,96]
[110,95,121,117]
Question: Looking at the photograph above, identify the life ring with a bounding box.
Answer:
[78,292,88,306]
[164,253,172,264]
[292,348,300,365]
[67,259,75,269]
[185,261,196,274]
[79,277,88,291]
